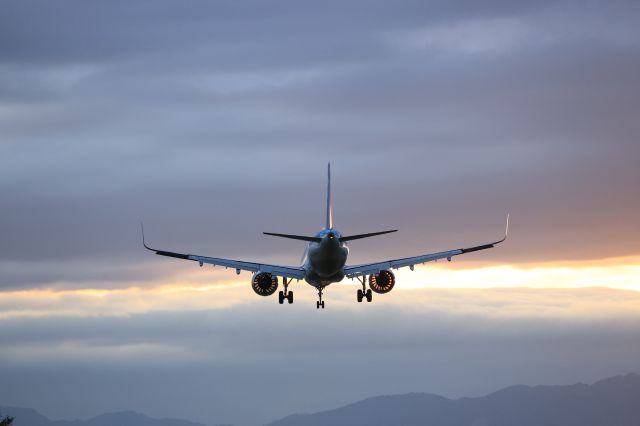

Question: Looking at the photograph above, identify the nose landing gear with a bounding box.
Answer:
[316,287,325,309]
[356,276,372,303]
[278,277,294,305]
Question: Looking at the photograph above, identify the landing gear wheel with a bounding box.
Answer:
[278,278,293,305]
[357,276,371,304]
[316,287,325,309]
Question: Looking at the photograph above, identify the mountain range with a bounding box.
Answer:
[3,373,640,426]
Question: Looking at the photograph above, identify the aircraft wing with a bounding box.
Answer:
[141,226,306,280]
[344,215,509,279]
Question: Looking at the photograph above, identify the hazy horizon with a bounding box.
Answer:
[4,372,640,425]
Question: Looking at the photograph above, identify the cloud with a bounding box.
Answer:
[2,286,640,353]
[1,287,640,425]
[1,0,639,279]
[388,17,533,53]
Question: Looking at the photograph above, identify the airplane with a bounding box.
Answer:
[142,164,508,309]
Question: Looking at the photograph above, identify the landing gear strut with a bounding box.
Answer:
[278,277,294,305]
[316,287,325,309]
[356,276,372,303]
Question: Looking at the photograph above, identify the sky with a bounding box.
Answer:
[1,1,640,425]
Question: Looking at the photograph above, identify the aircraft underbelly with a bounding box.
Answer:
[304,243,347,287]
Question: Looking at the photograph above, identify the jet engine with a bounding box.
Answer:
[369,270,395,294]
[251,272,279,296]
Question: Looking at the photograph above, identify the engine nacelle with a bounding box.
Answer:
[369,270,395,294]
[251,272,279,296]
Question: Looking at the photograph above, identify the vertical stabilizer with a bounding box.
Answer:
[326,163,333,229]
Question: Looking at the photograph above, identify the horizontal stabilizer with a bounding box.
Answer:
[263,232,322,243]
[341,229,397,242]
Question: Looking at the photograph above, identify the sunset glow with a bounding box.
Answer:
[2,257,639,319]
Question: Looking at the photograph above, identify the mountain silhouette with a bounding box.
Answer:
[3,373,640,426]
[0,408,211,426]
[266,373,640,426]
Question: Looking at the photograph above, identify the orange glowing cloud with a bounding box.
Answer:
[1,256,639,320]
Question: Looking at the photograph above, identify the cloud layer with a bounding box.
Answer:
[2,287,640,425]
[2,1,640,425]
[1,0,640,291]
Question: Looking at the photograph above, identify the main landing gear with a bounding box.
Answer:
[356,276,372,303]
[316,287,325,309]
[278,277,294,305]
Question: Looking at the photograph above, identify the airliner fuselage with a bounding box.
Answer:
[303,229,348,287]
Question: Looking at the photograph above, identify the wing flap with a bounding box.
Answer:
[344,215,509,279]
[189,254,306,279]
[142,224,305,280]
[345,249,462,278]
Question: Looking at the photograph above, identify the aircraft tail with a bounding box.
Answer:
[263,164,397,243]
[326,162,332,229]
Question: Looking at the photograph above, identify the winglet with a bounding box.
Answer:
[459,214,510,254]
[505,213,510,239]
[141,222,154,251]
[495,213,509,244]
